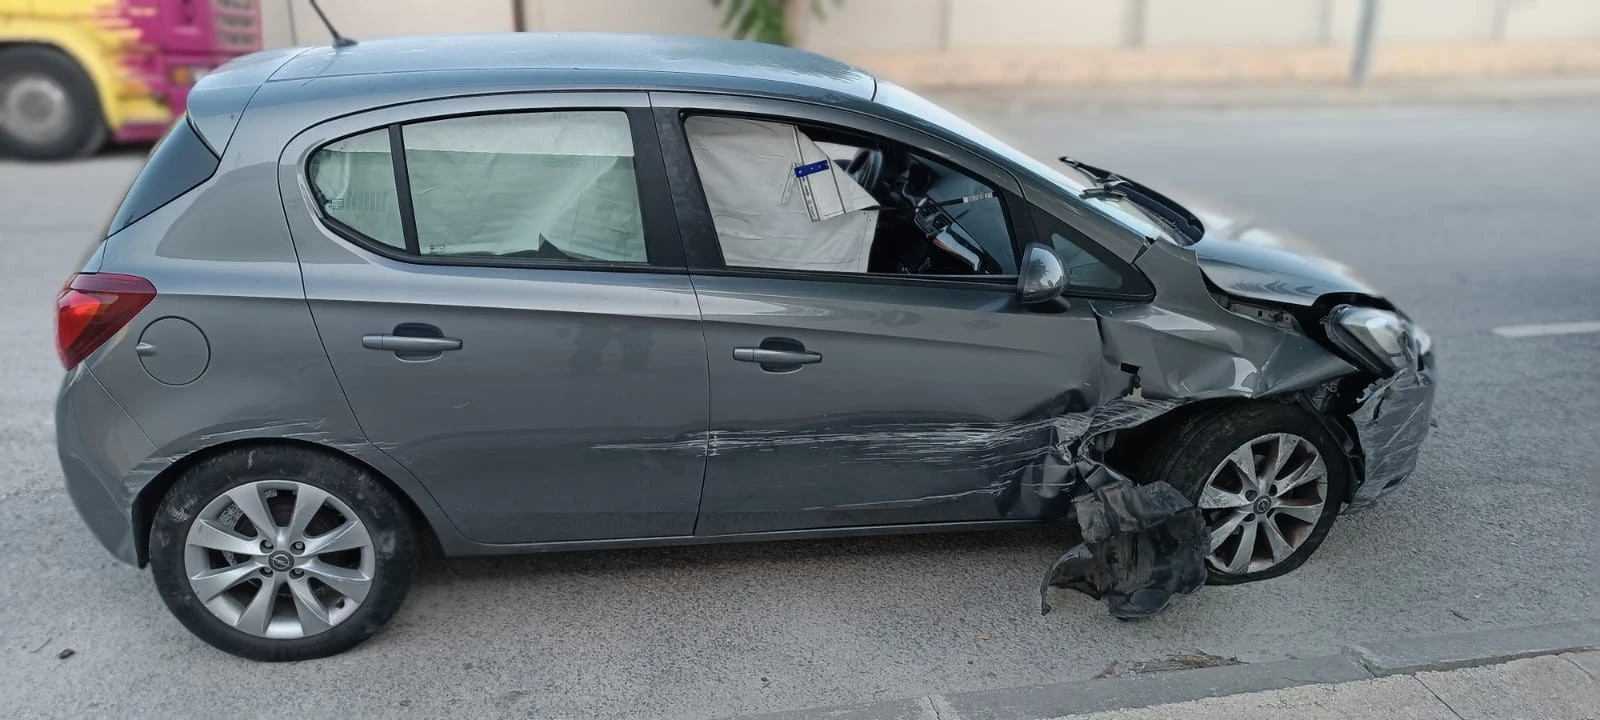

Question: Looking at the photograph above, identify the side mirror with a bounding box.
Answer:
[1018,243,1068,304]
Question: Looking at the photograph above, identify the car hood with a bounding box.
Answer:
[1178,204,1386,308]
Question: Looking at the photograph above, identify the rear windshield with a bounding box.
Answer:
[105,116,219,237]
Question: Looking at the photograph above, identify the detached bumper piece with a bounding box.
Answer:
[1346,364,1437,510]
[1040,464,1208,619]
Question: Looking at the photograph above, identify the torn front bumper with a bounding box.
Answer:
[1041,464,1208,619]
[1345,359,1438,511]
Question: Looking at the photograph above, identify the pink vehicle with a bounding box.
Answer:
[0,0,262,160]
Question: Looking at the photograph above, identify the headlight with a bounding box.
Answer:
[1324,305,1418,376]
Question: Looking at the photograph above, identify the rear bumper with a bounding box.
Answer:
[56,366,155,566]
[1346,357,1437,511]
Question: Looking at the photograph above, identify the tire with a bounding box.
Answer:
[1132,402,1349,586]
[149,447,418,661]
[0,46,107,161]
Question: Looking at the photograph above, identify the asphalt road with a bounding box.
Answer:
[2,98,1597,719]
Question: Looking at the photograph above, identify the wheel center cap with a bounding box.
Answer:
[1253,498,1272,514]
[267,551,295,572]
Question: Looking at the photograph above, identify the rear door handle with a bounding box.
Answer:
[362,335,463,352]
[732,348,821,365]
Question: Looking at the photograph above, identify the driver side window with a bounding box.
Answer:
[683,115,1017,278]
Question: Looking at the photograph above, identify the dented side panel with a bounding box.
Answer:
[690,274,1109,534]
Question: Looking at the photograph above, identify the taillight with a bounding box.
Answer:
[56,274,157,369]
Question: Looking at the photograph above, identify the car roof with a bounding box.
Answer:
[268,32,878,100]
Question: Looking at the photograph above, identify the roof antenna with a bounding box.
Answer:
[308,0,357,48]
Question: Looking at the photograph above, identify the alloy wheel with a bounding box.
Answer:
[1198,432,1330,575]
[183,480,375,639]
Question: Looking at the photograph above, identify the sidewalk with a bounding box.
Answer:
[735,619,1600,720]
[1048,652,1599,720]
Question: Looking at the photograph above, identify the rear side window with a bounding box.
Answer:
[308,129,405,249]
[308,111,648,264]
[105,116,219,237]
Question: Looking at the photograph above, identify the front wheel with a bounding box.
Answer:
[1135,403,1349,585]
[149,447,418,661]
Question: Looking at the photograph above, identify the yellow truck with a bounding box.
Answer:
[0,0,260,160]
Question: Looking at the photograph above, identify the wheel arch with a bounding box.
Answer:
[1105,393,1363,503]
[131,438,442,567]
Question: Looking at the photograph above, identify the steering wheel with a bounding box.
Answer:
[845,148,884,194]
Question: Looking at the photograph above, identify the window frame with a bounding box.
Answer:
[1030,205,1157,300]
[291,92,686,274]
[651,92,1036,292]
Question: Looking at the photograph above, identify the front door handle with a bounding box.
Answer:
[732,348,821,365]
[733,337,821,373]
[362,335,463,353]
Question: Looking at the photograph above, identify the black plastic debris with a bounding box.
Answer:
[1040,464,1208,619]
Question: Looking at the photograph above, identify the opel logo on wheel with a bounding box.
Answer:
[267,552,294,572]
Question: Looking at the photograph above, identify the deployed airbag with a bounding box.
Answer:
[686,116,878,273]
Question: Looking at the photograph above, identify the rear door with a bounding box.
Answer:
[277,93,708,545]
[653,93,1132,535]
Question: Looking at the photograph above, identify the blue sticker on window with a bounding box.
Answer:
[794,160,830,178]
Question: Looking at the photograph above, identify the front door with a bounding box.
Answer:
[692,276,1105,534]
[281,95,709,545]
[657,99,1116,534]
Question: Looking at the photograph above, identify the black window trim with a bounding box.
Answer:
[386,123,422,255]
[303,104,687,275]
[691,265,1020,293]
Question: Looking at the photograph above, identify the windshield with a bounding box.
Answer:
[874,81,1178,245]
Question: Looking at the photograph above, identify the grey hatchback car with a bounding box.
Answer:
[56,33,1435,660]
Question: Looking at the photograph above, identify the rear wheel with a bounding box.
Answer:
[149,447,418,661]
[1133,403,1348,585]
[0,46,106,160]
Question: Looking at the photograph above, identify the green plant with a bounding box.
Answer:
[711,0,840,46]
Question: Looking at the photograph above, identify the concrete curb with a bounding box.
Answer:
[731,619,1600,720]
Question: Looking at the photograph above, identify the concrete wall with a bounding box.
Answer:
[262,0,509,47]
[533,0,725,37]
[263,0,1600,49]
[258,0,1600,87]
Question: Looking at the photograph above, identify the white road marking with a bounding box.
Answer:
[1492,321,1600,338]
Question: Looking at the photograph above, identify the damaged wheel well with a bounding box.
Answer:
[1103,397,1256,471]
[130,438,439,567]
[1104,395,1362,504]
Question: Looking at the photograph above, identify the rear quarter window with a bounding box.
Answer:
[105,116,220,237]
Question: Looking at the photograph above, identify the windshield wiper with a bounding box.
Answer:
[1058,156,1205,243]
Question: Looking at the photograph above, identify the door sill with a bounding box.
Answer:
[444,518,1061,557]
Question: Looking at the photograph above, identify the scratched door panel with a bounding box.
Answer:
[691,275,1105,535]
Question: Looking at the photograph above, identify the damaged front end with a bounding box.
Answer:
[1036,224,1437,618]
[1037,331,1436,619]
